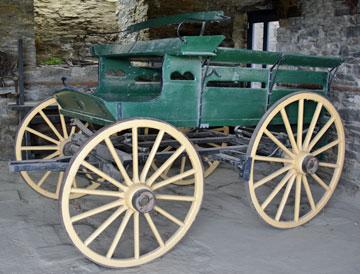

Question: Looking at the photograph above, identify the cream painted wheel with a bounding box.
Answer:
[60,118,203,268]
[15,97,100,199]
[247,92,345,229]
[151,127,229,185]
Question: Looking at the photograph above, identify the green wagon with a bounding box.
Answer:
[11,11,345,268]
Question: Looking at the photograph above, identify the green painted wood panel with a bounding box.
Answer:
[55,90,117,125]
[96,57,162,101]
[201,87,267,126]
[119,55,201,127]
[274,70,328,86]
[205,66,269,83]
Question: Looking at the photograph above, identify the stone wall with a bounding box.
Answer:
[117,0,148,41]
[276,0,360,187]
[34,0,120,63]
[0,0,36,67]
[0,0,36,160]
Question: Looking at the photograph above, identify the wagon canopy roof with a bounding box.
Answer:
[91,35,226,57]
[125,11,229,33]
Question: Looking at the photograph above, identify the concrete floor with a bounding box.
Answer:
[0,161,360,274]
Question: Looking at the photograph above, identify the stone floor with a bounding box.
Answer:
[0,161,359,273]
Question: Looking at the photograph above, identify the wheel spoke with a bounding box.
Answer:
[294,174,302,222]
[55,171,64,196]
[72,179,78,188]
[146,146,186,186]
[104,137,132,186]
[154,206,184,227]
[261,171,294,210]
[132,127,140,183]
[280,108,298,152]
[254,155,293,164]
[253,165,292,189]
[81,161,127,191]
[180,156,186,173]
[311,139,339,156]
[37,170,52,187]
[84,206,126,246]
[71,199,123,223]
[59,109,69,139]
[203,156,214,166]
[310,173,330,191]
[106,210,133,258]
[140,130,164,182]
[43,151,61,159]
[134,212,140,259]
[319,162,338,168]
[155,194,195,202]
[152,169,196,191]
[144,213,164,247]
[70,188,124,197]
[21,146,58,151]
[302,175,316,211]
[303,102,323,150]
[69,126,76,136]
[275,174,296,221]
[162,165,172,177]
[297,99,304,150]
[308,117,335,152]
[264,129,295,158]
[25,127,60,145]
[39,110,64,141]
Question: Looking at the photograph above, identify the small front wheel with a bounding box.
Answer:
[247,92,345,228]
[60,118,204,267]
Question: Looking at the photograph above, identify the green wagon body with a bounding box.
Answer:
[55,11,342,127]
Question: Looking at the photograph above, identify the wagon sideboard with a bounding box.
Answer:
[55,35,342,127]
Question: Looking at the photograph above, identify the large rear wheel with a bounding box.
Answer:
[60,118,204,267]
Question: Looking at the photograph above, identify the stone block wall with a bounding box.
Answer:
[276,0,360,187]
[0,0,36,160]
[34,0,120,63]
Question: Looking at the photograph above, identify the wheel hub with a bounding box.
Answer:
[295,152,319,175]
[302,155,319,174]
[59,138,71,156]
[126,185,156,213]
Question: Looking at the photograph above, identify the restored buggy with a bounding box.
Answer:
[11,11,345,268]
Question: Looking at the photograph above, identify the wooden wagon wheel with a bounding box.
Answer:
[60,118,203,267]
[15,97,100,199]
[150,127,229,185]
[247,92,345,228]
